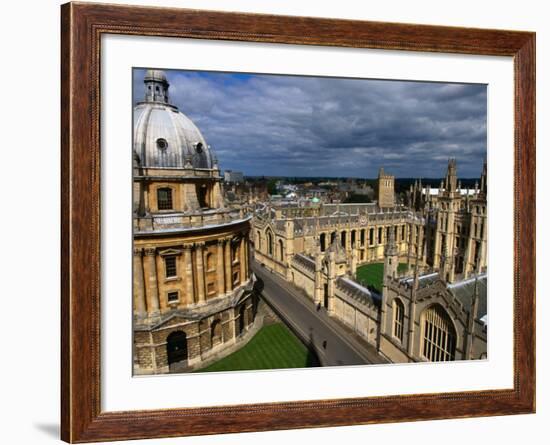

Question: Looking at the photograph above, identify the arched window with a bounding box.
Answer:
[256,231,262,250]
[278,239,284,261]
[341,231,346,248]
[196,184,208,208]
[211,319,222,346]
[266,230,273,256]
[157,187,173,210]
[320,233,326,252]
[421,305,456,361]
[392,299,405,342]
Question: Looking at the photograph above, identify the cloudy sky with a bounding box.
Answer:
[133,68,487,178]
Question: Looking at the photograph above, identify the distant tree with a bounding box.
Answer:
[344,194,372,204]
[267,179,278,195]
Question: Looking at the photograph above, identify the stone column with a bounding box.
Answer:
[133,248,147,319]
[351,243,358,276]
[406,223,413,270]
[143,185,150,214]
[477,217,487,273]
[433,215,442,269]
[183,245,195,305]
[407,302,417,357]
[224,238,232,292]
[211,180,224,208]
[244,236,250,281]
[144,248,160,316]
[239,236,247,285]
[417,226,424,269]
[314,254,322,305]
[195,243,206,304]
[463,219,475,279]
[380,284,388,336]
[327,252,336,314]
[407,266,420,357]
[247,234,253,278]
[216,240,226,296]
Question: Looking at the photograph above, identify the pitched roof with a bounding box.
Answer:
[448,274,487,320]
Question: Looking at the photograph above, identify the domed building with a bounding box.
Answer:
[132,69,256,375]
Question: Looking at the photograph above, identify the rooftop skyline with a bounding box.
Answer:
[133,68,487,178]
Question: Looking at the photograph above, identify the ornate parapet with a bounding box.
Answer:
[335,276,379,311]
[291,254,315,278]
[134,210,251,234]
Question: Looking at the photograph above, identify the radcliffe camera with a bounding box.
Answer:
[132,69,488,375]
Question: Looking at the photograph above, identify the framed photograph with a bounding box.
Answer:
[61,2,535,442]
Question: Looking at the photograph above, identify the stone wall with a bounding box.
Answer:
[134,290,258,375]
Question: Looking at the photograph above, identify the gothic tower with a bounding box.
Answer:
[384,228,399,280]
[377,167,395,208]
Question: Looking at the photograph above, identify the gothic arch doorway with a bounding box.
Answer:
[166,331,188,369]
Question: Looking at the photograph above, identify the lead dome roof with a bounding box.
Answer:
[144,69,167,83]
[133,69,216,169]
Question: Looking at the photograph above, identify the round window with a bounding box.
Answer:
[156,138,168,150]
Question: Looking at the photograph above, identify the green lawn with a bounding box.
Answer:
[197,323,320,373]
[356,262,408,293]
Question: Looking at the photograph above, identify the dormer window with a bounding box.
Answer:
[195,142,203,153]
[156,138,168,150]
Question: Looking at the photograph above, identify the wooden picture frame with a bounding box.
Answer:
[61,2,535,442]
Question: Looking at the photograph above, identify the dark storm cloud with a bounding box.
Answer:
[133,69,487,178]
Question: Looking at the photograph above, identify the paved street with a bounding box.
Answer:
[253,261,386,367]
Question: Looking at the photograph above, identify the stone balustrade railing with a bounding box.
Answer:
[134,208,250,232]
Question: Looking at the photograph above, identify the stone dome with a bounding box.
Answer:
[133,70,216,169]
[144,69,167,83]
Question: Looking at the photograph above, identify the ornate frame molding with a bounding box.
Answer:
[61,2,535,442]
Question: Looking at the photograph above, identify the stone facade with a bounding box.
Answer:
[133,70,257,375]
[377,167,395,208]
[253,160,488,363]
